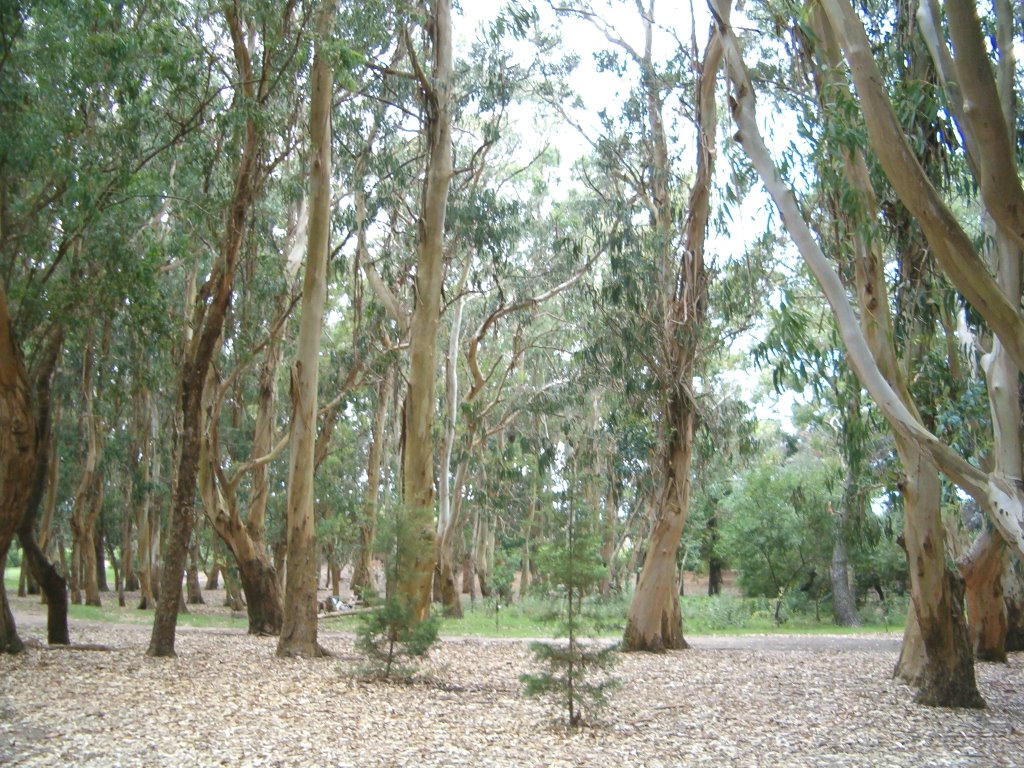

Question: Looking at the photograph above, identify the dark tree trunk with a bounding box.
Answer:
[1005,556,1024,652]
[238,554,283,635]
[706,512,723,596]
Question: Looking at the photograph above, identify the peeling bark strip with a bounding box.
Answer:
[622,8,723,653]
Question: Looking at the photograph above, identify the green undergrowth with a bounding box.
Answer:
[324,593,907,639]
[7,566,905,638]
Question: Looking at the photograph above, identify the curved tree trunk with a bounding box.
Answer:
[623,401,693,651]
[17,327,68,644]
[959,530,1008,662]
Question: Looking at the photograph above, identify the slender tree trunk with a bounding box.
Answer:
[831,491,861,626]
[277,9,333,657]
[398,0,454,622]
[352,366,391,598]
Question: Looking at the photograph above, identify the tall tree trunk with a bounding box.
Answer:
[398,0,453,622]
[277,8,333,658]
[624,400,693,651]
[147,3,261,658]
[0,279,33,653]
[958,530,1008,662]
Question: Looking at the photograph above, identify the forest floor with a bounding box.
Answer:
[2,591,1023,767]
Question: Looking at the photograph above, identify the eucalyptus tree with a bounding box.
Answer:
[710,0,1023,706]
[545,0,725,651]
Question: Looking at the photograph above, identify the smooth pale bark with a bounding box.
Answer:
[817,0,1024,372]
[623,15,722,652]
[277,10,332,658]
[147,4,261,658]
[0,279,33,653]
[398,0,454,622]
[716,2,984,706]
[959,531,1008,662]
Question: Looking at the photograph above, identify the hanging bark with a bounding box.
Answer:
[623,14,722,652]
[277,3,334,658]
[397,0,454,622]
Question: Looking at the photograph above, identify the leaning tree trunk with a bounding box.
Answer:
[277,9,332,658]
[958,530,1008,662]
[0,279,34,654]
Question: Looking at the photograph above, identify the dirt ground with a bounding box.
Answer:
[2,592,1023,767]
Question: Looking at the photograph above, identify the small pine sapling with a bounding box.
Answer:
[520,497,619,727]
[352,510,439,681]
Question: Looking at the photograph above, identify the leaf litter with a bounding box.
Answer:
[1,604,1023,767]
